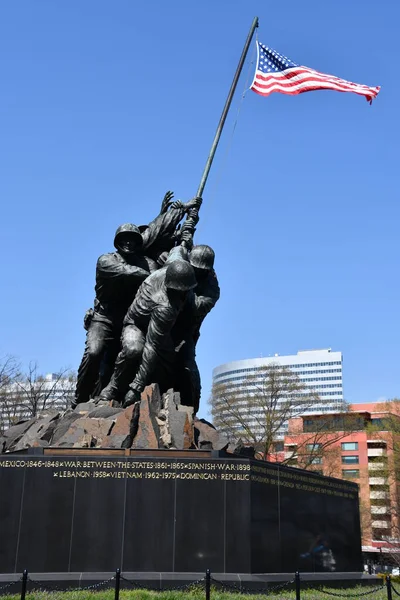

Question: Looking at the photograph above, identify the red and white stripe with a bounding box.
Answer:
[251,66,380,103]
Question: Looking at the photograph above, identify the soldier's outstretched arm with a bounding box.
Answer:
[164,245,189,264]
[97,254,149,282]
[141,204,185,251]
[159,190,174,214]
[141,196,202,251]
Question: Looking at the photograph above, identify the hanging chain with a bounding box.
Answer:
[391,582,400,597]
[26,575,115,593]
[0,580,20,593]
[316,584,385,598]
[211,575,294,594]
[120,574,205,592]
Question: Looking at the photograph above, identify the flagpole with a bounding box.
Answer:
[179,17,258,244]
[196,16,259,199]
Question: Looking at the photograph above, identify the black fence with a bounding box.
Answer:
[0,569,394,598]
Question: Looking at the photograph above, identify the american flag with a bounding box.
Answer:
[251,42,380,103]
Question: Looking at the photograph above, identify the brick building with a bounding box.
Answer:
[282,402,400,562]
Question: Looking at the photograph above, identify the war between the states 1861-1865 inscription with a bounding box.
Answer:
[0,452,362,574]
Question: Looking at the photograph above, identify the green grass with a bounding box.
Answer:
[0,585,389,600]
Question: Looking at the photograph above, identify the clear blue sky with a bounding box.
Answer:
[0,0,398,418]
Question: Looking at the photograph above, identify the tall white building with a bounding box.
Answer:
[212,348,344,438]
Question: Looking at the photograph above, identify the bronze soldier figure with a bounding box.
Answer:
[73,224,155,408]
[73,194,200,407]
[98,246,197,407]
[171,245,220,412]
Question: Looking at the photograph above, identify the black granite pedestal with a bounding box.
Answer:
[0,449,362,575]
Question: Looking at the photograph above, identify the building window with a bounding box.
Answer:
[372,529,391,541]
[370,484,389,492]
[307,443,322,451]
[341,442,358,451]
[370,498,389,506]
[370,418,388,430]
[310,457,322,464]
[368,455,388,466]
[342,469,359,478]
[342,455,359,465]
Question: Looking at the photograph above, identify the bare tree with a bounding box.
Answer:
[0,359,76,432]
[13,362,76,418]
[211,363,323,460]
[211,363,357,466]
[0,355,22,434]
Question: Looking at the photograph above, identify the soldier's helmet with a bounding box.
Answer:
[189,245,215,270]
[114,223,143,249]
[165,261,197,292]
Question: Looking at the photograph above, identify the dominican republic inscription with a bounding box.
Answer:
[0,456,357,498]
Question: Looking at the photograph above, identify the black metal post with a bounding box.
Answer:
[295,571,301,600]
[20,570,28,600]
[205,568,211,600]
[386,575,393,600]
[114,568,121,600]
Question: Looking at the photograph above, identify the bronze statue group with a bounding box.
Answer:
[73,192,219,414]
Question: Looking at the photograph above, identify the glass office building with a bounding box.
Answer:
[212,348,344,438]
